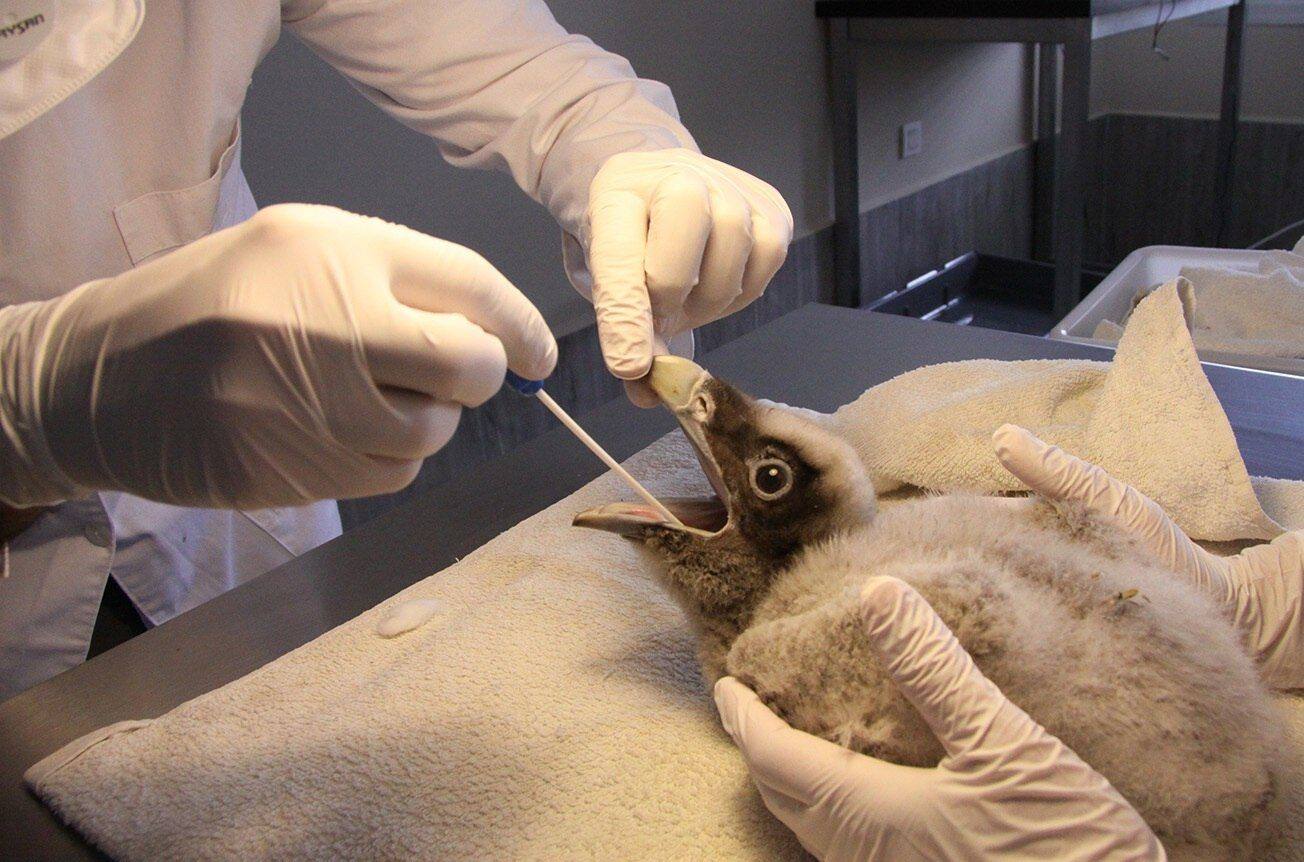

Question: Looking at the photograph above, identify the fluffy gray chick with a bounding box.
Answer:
[575,357,1282,862]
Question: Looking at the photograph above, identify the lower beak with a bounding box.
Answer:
[572,496,728,537]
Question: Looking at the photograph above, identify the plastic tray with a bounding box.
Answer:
[1052,245,1303,377]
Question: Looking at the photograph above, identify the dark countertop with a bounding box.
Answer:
[2,304,1300,860]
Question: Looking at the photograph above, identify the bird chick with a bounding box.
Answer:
[575,357,1282,861]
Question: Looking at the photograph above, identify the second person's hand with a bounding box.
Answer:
[994,424,1304,691]
[0,204,557,509]
[715,577,1164,862]
[581,148,793,405]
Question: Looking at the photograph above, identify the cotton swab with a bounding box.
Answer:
[505,372,684,527]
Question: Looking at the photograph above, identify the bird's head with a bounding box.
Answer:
[573,357,875,566]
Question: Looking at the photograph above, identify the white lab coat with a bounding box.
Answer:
[0,0,694,698]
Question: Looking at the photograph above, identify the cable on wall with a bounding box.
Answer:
[1151,0,1177,58]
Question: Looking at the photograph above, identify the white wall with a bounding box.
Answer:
[1091,15,1304,121]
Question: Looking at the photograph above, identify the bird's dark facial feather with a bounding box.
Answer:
[573,359,874,636]
[694,379,867,560]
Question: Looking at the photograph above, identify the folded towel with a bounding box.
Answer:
[1092,250,1304,361]
[27,435,808,861]
[823,282,1293,541]
[26,288,1304,860]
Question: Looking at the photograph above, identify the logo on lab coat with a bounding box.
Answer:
[0,12,43,38]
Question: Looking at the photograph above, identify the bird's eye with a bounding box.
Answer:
[749,459,793,501]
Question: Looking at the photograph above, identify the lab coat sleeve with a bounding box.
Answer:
[280,0,697,242]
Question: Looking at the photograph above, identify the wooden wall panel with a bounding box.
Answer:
[858,147,1035,305]
[1086,114,1304,263]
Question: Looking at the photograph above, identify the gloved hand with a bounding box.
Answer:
[0,204,557,509]
[715,576,1164,862]
[581,148,792,404]
[993,424,1303,691]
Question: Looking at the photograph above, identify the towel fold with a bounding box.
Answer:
[26,286,1304,861]
[824,283,1292,541]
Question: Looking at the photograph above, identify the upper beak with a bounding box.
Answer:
[646,356,710,412]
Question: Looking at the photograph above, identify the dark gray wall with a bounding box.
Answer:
[1086,114,1304,261]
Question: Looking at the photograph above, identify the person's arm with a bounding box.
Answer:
[281,0,792,393]
[282,0,692,239]
[0,205,555,510]
[715,576,1163,861]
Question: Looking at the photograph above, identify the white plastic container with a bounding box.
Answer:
[1052,245,1303,377]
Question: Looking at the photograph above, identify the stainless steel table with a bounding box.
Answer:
[2,304,1300,859]
[817,0,1247,317]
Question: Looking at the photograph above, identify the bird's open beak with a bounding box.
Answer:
[573,356,731,538]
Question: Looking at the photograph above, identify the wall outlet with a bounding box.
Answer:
[900,121,923,158]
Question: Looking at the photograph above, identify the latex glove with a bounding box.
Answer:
[715,576,1164,862]
[994,424,1303,691]
[583,148,792,404]
[0,204,556,509]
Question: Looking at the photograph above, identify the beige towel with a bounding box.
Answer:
[824,282,1292,541]
[26,437,808,861]
[26,286,1304,860]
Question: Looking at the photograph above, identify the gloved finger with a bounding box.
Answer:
[992,424,1228,597]
[644,171,712,334]
[272,443,425,503]
[682,183,751,329]
[624,379,661,409]
[367,390,463,461]
[588,188,655,379]
[369,308,507,408]
[364,219,557,381]
[722,205,791,318]
[1231,531,1304,690]
[623,328,691,408]
[714,676,930,858]
[323,374,464,462]
[860,576,1052,760]
[348,454,427,498]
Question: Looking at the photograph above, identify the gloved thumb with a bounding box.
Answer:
[715,676,860,805]
[714,675,923,859]
[859,576,1043,759]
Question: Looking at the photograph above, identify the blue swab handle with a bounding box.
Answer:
[504,370,546,396]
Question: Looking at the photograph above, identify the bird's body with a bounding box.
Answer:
[720,494,1278,861]
[576,357,1283,860]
